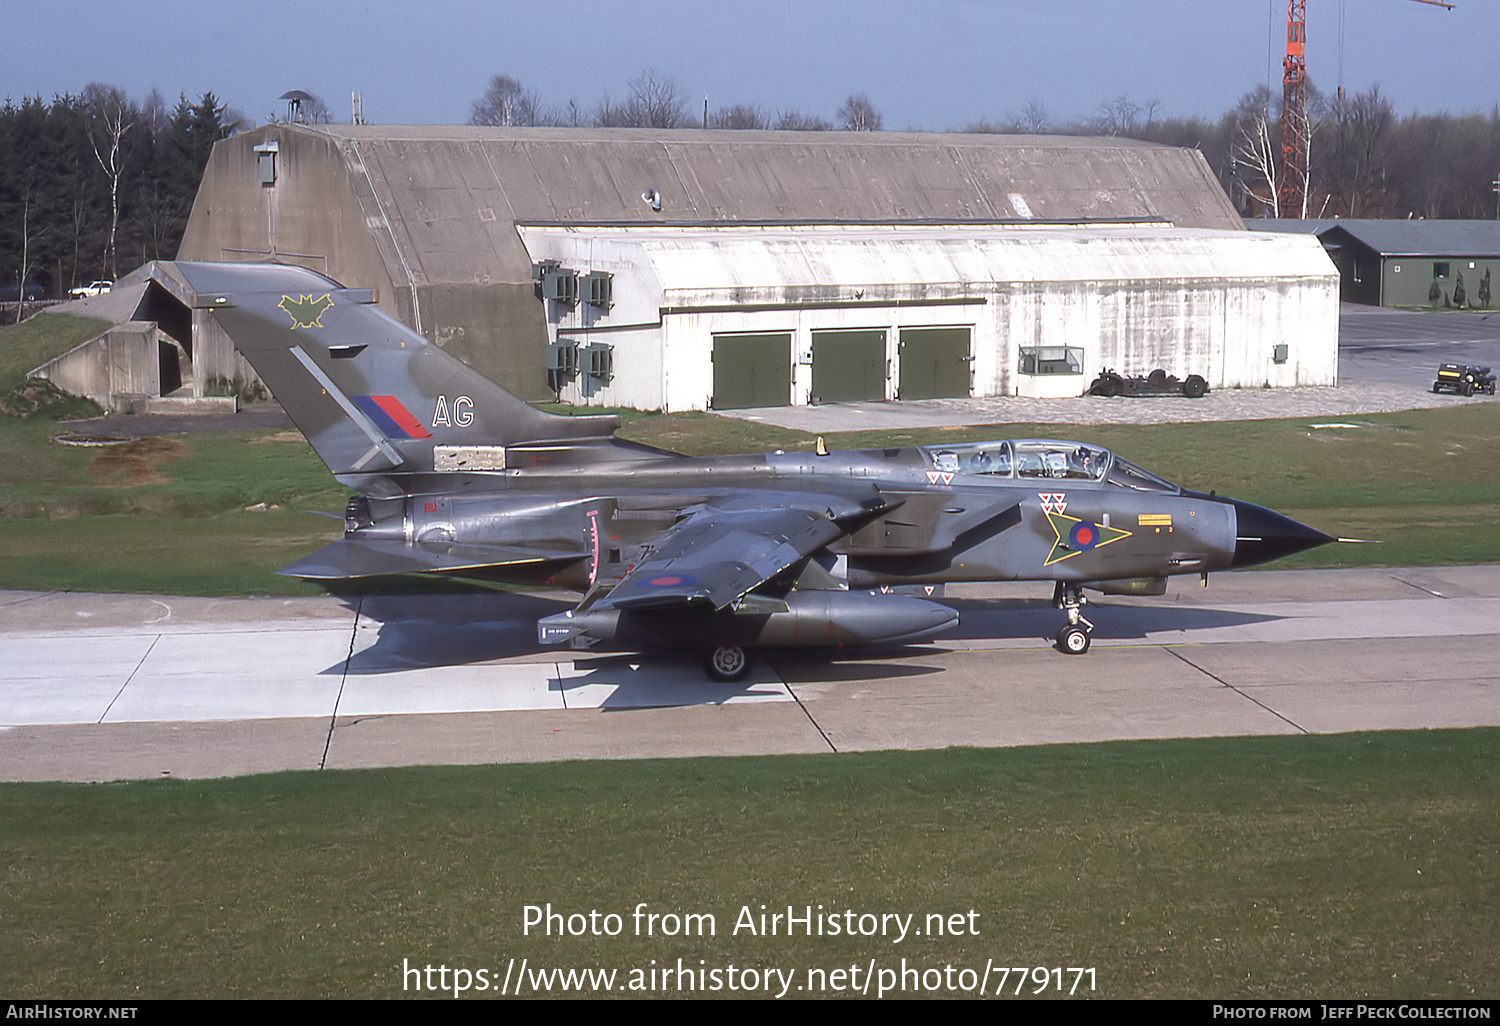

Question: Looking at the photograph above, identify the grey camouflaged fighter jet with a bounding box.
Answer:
[178,262,1332,681]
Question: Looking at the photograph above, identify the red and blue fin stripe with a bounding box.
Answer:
[351,395,433,439]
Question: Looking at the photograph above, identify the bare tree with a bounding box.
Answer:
[1324,85,1395,217]
[772,109,832,131]
[589,72,688,128]
[303,93,333,124]
[1093,95,1137,136]
[141,88,171,136]
[1231,86,1281,217]
[964,100,1054,135]
[1090,95,1160,137]
[1016,99,1052,134]
[1288,95,1319,219]
[471,74,522,126]
[561,98,586,127]
[68,186,99,293]
[223,104,251,134]
[14,181,48,324]
[709,104,769,130]
[470,74,546,127]
[623,70,687,128]
[1389,111,1500,219]
[592,90,628,128]
[83,83,134,279]
[837,93,882,132]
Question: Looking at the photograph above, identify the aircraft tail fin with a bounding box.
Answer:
[170,262,618,480]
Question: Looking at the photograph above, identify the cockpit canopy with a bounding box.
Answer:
[921,439,1180,492]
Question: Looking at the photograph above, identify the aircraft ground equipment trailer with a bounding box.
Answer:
[1087,369,1208,399]
[1432,363,1496,397]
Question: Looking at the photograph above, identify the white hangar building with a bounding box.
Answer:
[176,125,1338,412]
[522,221,1336,409]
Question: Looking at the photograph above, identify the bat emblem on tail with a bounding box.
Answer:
[278,293,334,329]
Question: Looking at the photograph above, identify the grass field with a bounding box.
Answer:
[0,416,346,595]
[1,730,1494,999]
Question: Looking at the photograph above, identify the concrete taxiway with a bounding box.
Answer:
[2,565,1497,782]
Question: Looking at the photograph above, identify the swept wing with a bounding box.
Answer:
[593,504,847,611]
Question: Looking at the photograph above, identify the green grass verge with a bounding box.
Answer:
[3,400,1499,594]
[1,730,1494,999]
[0,312,113,418]
[0,513,340,596]
[0,312,113,389]
[0,420,348,595]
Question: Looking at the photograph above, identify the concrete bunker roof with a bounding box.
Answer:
[246,124,1244,288]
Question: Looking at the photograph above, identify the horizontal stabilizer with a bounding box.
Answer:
[276,536,586,579]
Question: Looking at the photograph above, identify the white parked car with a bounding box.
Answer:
[69,280,113,298]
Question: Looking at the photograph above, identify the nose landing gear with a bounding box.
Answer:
[1052,582,1094,655]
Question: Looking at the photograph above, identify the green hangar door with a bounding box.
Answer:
[711,333,792,409]
[898,327,972,400]
[811,329,887,403]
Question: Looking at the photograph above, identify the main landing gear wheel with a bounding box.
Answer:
[1055,625,1091,655]
[704,644,752,682]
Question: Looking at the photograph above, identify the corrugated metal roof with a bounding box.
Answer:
[1315,219,1500,257]
[519,223,1336,298]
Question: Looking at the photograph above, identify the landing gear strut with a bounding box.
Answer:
[1052,582,1094,655]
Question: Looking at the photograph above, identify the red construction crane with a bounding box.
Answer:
[1279,0,1453,219]
[1280,0,1309,217]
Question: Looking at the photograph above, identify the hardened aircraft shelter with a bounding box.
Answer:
[176,125,1337,411]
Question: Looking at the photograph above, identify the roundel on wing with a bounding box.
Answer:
[648,574,695,587]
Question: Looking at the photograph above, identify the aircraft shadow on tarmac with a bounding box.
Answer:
[764,649,949,685]
[332,591,574,676]
[566,650,947,706]
[324,593,1284,682]
[543,653,873,709]
[944,598,1284,642]
[552,653,766,708]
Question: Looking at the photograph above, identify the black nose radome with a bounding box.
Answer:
[1227,498,1333,569]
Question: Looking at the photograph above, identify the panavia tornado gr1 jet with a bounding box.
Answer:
[176,262,1332,681]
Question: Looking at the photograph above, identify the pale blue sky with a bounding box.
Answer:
[4,1,1495,130]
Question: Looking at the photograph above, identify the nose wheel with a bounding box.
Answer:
[1052,582,1094,655]
[1054,624,1090,654]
